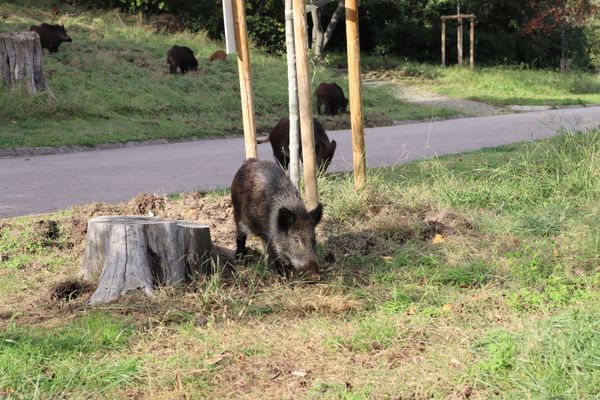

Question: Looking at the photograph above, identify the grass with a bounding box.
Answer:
[0,0,456,149]
[359,55,600,106]
[2,129,600,398]
[0,312,138,398]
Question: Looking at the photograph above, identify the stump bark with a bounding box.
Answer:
[81,216,214,305]
[0,31,53,95]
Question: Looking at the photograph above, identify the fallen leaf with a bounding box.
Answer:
[205,354,227,366]
[291,370,308,377]
[442,304,453,312]
[432,234,445,244]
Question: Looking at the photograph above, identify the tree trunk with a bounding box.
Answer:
[322,0,345,49]
[560,24,568,73]
[0,32,53,96]
[81,216,214,305]
[285,0,301,190]
[311,8,324,60]
[308,0,344,60]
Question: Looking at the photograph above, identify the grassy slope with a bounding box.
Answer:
[361,56,600,106]
[2,131,600,398]
[0,1,456,149]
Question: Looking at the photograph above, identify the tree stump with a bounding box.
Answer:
[81,216,214,305]
[0,32,53,95]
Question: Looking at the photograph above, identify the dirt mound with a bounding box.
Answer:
[31,219,60,247]
[127,193,165,216]
[422,209,474,238]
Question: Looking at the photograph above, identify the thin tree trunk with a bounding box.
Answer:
[322,0,344,49]
[560,24,567,72]
[285,0,301,189]
[311,8,324,60]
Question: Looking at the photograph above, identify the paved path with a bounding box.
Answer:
[1,106,599,218]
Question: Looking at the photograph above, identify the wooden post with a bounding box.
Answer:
[469,17,474,69]
[0,32,53,96]
[345,0,366,190]
[441,20,446,67]
[232,0,257,159]
[285,0,301,190]
[292,0,319,208]
[457,17,463,66]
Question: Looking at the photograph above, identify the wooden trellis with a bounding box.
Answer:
[441,14,475,69]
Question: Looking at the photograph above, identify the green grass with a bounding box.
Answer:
[0,1,454,149]
[0,312,138,398]
[360,55,600,106]
[3,130,600,398]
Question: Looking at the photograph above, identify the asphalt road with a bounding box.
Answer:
[1,106,600,218]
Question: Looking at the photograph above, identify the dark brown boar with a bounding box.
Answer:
[231,159,323,280]
[258,117,337,173]
[167,45,198,74]
[29,23,72,53]
[315,82,348,115]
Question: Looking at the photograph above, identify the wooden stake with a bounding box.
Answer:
[469,17,474,69]
[232,0,257,159]
[457,17,463,66]
[285,0,301,190]
[441,21,446,67]
[292,0,319,209]
[345,0,366,190]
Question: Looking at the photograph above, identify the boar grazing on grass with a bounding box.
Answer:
[231,159,323,280]
[315,82,348,115]
[258,117,337,173]
[29,23,72,53]
[167,45,198,74]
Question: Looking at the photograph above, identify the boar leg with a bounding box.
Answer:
[235,231,247,257]
[266,241,288,276]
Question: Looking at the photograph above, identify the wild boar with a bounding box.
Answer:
[167,45,198,74]
[258,117,337,173]
[315,82,348,115]
[29,23,72,53]
[231,158,323,280]
[209,50,226,61]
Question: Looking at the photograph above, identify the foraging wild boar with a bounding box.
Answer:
[209,50,226,62]
[167,45,198,74]
[315,82,348,115]
[29,23,72,53]
[231,159,323,280]
[258,117,337,173]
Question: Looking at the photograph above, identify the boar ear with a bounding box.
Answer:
[309,203,323,225]
[277,207,296,232]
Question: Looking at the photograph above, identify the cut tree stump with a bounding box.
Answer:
[81,216,214,305]
[0,31,53,95]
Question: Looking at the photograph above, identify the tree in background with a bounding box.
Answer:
[523,0,600,71]
[310,0,345,61]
